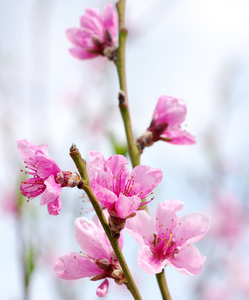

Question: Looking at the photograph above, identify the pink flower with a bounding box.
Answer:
[209,193,245,245]
[54,215,125,298]
[1,191,19,217]
[200,284,231,300]
[137,96,196,151]
[66,4,118,60]
[88,151,163,219]
[17,139,80,215]
[125,199,210,275]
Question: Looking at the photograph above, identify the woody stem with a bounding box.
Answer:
[70,145,142,300]
[115,0,140,169]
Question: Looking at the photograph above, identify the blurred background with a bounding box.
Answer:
[1,0,249,299]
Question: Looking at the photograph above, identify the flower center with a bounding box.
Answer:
[150,233,180,261]
[111,173,136,198]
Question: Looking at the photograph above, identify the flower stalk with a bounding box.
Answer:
[156,270,172,300]
[115,0,140,168]
[114,1,173,298]
[70,144,142,300]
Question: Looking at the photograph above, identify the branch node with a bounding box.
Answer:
[118,90,126,106]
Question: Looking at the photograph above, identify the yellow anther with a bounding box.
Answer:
[128,185,133,193]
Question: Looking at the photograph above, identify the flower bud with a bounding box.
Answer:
[55,171,81,188]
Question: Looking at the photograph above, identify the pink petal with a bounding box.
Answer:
[17,139,48,164]
[92,211,124,250]
[106,155,129,191]
[153,96,187,128]
[92,184,117,210]
[94,169,113,189]
[102,4,118,36]
[36,151,61,178]
[155,199,184,239]
[88,151,106,176]
[69,47,98,59]
[174,213,211,247]
[125,210,155,246]
[170,245,206,275]
[81,7,102,26]
[66,28,91,48]
[115,194,141,219]
[106,154,128,178]
[137,245,166,274]
[129,165,163,198]
[80,10,103,36]
[54,252,101,279]
[164,129,196,145]
[47,197,61,215]
[89,151,105,163]
[40,175,62,205]
[96,279,109,298]
[75,217,110,260]
[17,139,36,162]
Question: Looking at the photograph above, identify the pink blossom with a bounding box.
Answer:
[0,191,19,216]
[88,151,163,219]
[126,199,210,275]
[66,4,118,60]
[54,215,125,298]
[137,96,196,151]
[17,139,80,215]
[209,193,245,245]
[200,283,231,300]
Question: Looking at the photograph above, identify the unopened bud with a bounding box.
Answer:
[55,171,81,188]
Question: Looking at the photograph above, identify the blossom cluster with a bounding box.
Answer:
[18,139,210,297]
[17,2,211,299]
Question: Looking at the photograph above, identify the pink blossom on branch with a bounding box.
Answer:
[17,139,81,215]
[126,199,210,275]
[66,4,118,60]
[88,151,163,220]
[54,215,125,298]
[137,96,196,152]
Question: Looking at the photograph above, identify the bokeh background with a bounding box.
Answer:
[1,0,249,299]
